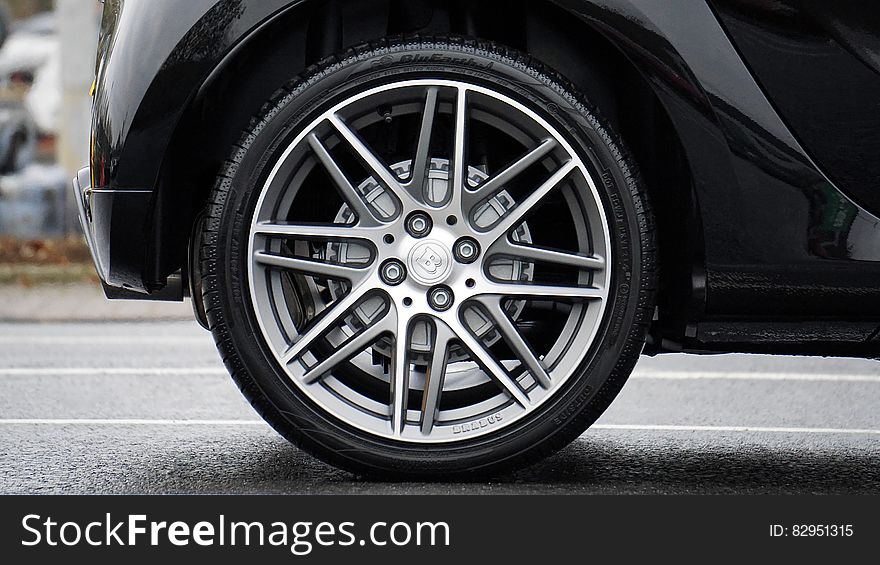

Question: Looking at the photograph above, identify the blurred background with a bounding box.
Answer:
[0,0,186,320]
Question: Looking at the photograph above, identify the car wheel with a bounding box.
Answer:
[201,37,656,476]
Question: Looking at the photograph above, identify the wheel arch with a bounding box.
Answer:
[151,0,702,337]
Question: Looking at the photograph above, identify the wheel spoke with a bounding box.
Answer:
[449,318,531,407]
[307,133,383,226]
[448,86,468,213]
[490,239,605,271]
[254,251,369,281]
[408,87,439,196]
[302,315,392,384]
[479,280,603,300]
[465,139,558,210]
[282,283,374,364]
[483,160,576,243]
[420,321,454,435]
[476,297,551,389]
[328,114,420,212]
[254,221,383,243]
[390,313,413,436]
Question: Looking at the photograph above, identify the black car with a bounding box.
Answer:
[74,0,880,476]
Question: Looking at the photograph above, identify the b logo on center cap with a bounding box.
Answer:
[408,240,452,285]
[416,246,443,274]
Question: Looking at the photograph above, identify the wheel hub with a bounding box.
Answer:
[325,157,534,364]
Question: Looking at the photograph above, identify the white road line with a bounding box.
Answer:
[0,336,209,345]
[0,419,877,436]
[0,419,265,426]
[0,368,227,376]
[592,424,880,435]
[631,370,880,383]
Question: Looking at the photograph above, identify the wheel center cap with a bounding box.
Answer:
[407,240,453,286]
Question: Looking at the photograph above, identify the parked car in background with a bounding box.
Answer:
[0,10,59,135]
[75,0,880,477]
[0,6,52,175]
[0,7,66,239]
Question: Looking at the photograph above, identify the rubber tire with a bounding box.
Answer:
[200,37,657,478]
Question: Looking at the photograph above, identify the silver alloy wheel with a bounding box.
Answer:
[247,79,611,443]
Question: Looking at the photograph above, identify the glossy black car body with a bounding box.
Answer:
[78,0,880,358]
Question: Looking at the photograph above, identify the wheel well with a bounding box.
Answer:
[155,0,696,336]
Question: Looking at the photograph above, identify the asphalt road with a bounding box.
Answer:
[1,321,878,494]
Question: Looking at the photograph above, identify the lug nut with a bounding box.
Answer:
[406,212,432,238]
[454,237,480,264]
[380,259,407,286]
[428,286,454,312]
